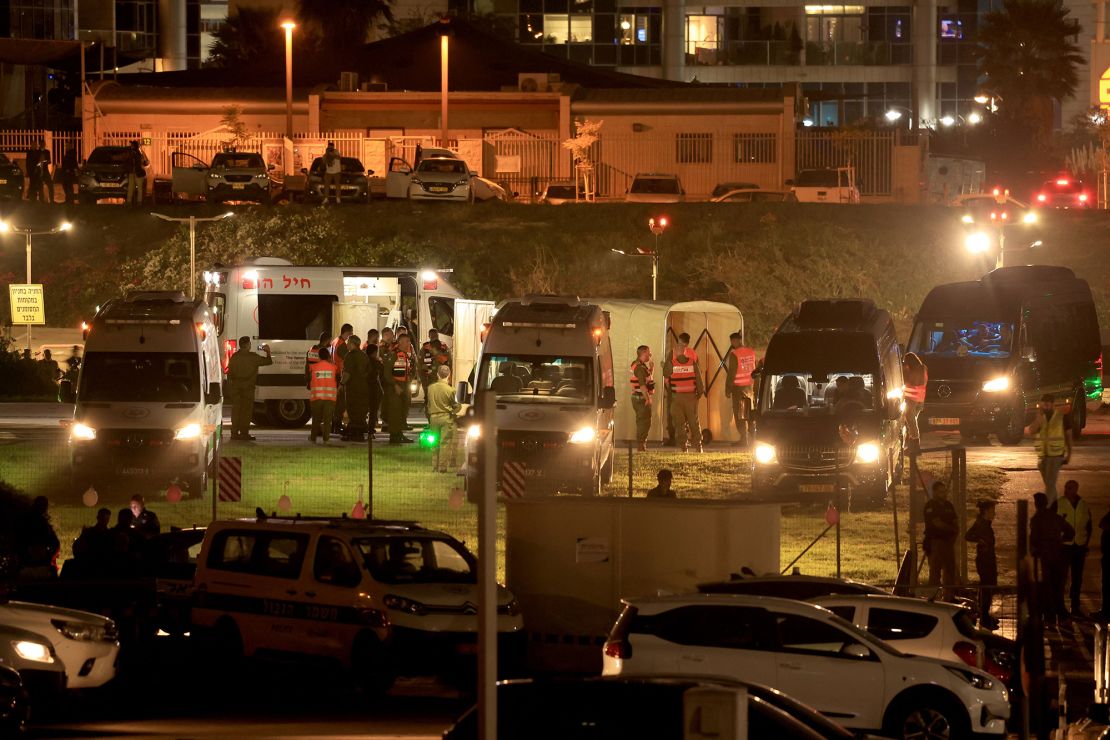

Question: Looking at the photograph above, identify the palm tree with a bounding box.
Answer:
[297,0,394,51]
[975,0,1083,143]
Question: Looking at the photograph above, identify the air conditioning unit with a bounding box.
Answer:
[339,71,360,92]
[518,72,559,92]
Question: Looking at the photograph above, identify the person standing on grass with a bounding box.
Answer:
[1027,394,1072,505]
[646,469,676,498]
[309,347,338,444]
[1030,491,1074,627]
[965,500,999,629]
[305,331,331,388]
[629,345,655,451]
[17,496,59,580]
[923,481,958,594]
[330,324,354,437]
[724,332,756,447]
[426,365,461,472]
[341,335,370,442]
[663,333,704,453]
[382,335,415,445]
[227,336,272,441]
[129,494,161,539]
[366,343,384,435]
[1054,479,1092,618]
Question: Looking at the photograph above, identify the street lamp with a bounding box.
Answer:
[281,20,296,139]
[151,212,234,299]
[0,220,73,352]
[611,216,668,300]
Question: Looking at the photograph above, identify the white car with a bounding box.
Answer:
[625,173,685,204]
[603,595,1009,738]
[0,601,119,689]
[789,168,860,204]
[408,158,473,202]
[810,594,1016,686]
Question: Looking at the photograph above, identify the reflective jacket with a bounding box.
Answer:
[629,360,655,398]
[1056,496,1092,546]
[729,347,756,388]
[667,351,698,394]
[1034,411,1067,457]
[390,350,413,381]
[903,365,928,403]
[309,361,338,402]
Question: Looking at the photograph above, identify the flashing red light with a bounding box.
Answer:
[241,277,256,289]
[1079,193,1089,202]
[659,217,668,228]
[989,211,997,221]
[991,187,1000,196]
[1036,193,1047,202]
[1056,178,1070,186]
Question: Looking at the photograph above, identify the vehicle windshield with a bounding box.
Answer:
[908,319,1014,358]
[479,354,593,403]
[80,352,199,403]
[87,148,133,166]
[212,153,264,169]
[761,372,876,415]
[546,185,578,199]
[630,177,680,194]
[353,537,475,584]
[796,170,841,187]
[310,157,366,175]
[760,333,879,415]
[417,159,468,175]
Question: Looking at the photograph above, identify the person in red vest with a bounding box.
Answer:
[663,333,705,453]
[629,345,655,451]
[309,347,339,444]
[724,331,757,446]
[902,352,928,454]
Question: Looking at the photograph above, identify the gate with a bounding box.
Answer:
[482,129,563,197]
[796,130,893,196]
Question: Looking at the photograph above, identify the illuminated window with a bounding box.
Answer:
[676,133,713,164]
[542,14,593,42]
[804,5,864,14]
[686,15,721,56]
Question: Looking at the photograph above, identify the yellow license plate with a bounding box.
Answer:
[930,417,960,426]
[232,184,245,189]
[799,484,834,493]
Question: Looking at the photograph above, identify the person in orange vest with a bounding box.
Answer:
[724,332,756,446]
[629,345,655,451]
[902,352,928,454]
[663,333,705,453]
[309,346,339,444]
[330,323,354,435]
[304,331,331,388]
[383,334,415,444]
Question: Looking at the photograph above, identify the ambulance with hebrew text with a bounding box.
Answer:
[203,257,492,427]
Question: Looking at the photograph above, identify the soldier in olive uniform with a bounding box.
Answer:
[227,336,272,441]
[419,329,452,421]
[382,335,415,444]
[342,335,371,441]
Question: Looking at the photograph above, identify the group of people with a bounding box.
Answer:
[629,332,757,452]
[22,139,147,205]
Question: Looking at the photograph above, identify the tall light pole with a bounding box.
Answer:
[0,220,73,352]
[151,212,234,299]
[281,20,296,139]
[611,216,667,300]
[439,29,450,147]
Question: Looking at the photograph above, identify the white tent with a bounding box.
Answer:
[598,299,745,444]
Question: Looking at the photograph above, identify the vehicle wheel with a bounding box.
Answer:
[996,403,1025,446]
[601,450,614,485]
[266,399,311,428]
[886,696,968,740]
[351,632,395,696]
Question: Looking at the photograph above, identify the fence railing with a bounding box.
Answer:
[796,129,894,196]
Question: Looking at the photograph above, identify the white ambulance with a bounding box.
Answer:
[70,291,223,496]
[202,257,492,427]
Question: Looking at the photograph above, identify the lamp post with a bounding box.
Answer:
[439,26,450,148]
[281,20,296,139]
[611,217,667,300]
[0,220,73,352]
[151,212,234,299]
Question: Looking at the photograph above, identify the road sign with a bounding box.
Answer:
[8,284,44,325]
[218,456,242,502]
[500,461,526,499]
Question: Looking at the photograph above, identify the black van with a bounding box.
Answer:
[908,266,1101,445]
[752,300,904,507]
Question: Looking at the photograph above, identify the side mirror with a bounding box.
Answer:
[206,382,222,404]
[300,168,308,175]
[268,164,276,171]
[455,381,472,405]
[840,642,871,659]
[600,386,616,409]
[367,169,375,176]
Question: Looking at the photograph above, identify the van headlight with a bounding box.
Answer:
[965,232,991,254]
[174,423,202,440]
[946,666,995,691]
[754,443,777,465]
[52,619,113,642]
[569,426,596,444]
[12,640,54,663]
[71,422,97,440]
[467,424,481,440]
[982,376,1010,393]
[855,442,881,464]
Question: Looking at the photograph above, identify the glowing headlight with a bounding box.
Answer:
[754,443,777,465]
[71,422,97,440]
[960,214,974,224]
[174,423,202,440]
[208,173,221,179]
[885,388,903,400]
[569,426,596,444]
[1022,211,1037,224]
[12,640,53,663]
[965,232,991,254]
[982,376,1010,393]
[466,424,481,440]
[855,442,881,464]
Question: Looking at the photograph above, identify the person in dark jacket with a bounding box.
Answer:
[965,500,999,629]
[1030,491,1074,627]
[59,146,78,204]
[923,481,959,594]
[646,469,676,498]
[129,494,161,539]
[342,335,370,441]
[18,496,59,579]
[366,342,384,435]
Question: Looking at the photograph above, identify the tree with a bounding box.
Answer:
[220,105,253,151]
[975,0,1083,146]
[207,7,287,68]
[297,0,394,51]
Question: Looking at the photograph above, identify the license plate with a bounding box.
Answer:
[121,467,149,476]
[799,483,834,493]
[430,186,449,193]
[523,468,544,478]
[930,417,960,426]
[232,184,245,189]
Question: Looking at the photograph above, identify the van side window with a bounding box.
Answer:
[206,530,308,580]
[261,535,309,579]
[429,296,455,337]
[313,536,362,588]
[208,532,256,572]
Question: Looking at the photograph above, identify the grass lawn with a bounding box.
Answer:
[0,436,1004,585]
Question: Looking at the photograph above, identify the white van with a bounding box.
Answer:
[69,291,222,496]
[459,296,617,497]
[789,167,861,204]
[203,258,491,427]
[192,517,523,690]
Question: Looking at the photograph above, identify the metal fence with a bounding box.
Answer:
[796,129,895,196]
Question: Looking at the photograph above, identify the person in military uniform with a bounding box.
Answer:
[662,333,705,453]
[923,481,959,596]
[382,335,414,444]
[330,323,354,435]
[426,365,461,471]
[366,343,384,434]
[419,329,452,420]
[227,336,272,441]
[342,335,371,441]
[629,345,655,451]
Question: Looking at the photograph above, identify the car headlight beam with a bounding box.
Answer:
[754,443,777,465]
[855,442,881,464]
[982,376,1010,393]
[71,422,97,440]
[946,666,994,691]
[965,231,991,254]
[12,640,54,663]
[174,423,202,440]
[569,426,596,444]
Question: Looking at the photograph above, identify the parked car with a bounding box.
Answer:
[206,151,274,204]
[711,181,760,199]
[1033,176,1091,208]
[305,156,371,203]
[0,601,119,689]
[78,146,145,205]
[443,676,863,739]
[149,526,206,636]
[471,176,512,202]
[711,188,790,203]
[625,173,685,204]
[603,595,1010,738]
[0,664,30,737]
[0,152,25,200]
[809,595,1016,684]
[191,517,523,691]
[698,573,886,600]
[789,168,860,204]
[408,158,474,202]
[539,181,584,204]
[0,623,66,697]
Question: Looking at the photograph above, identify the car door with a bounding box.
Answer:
[769,610,885,730]
[304,535,365,658]
[171,152,209,199]
[649,605,778,687]
[385,157,413,198]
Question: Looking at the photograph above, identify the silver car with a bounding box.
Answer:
[408,158,472,202]
[207,151,273,204]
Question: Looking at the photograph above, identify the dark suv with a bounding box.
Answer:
[79,146,143,204]
[0,153,25,200]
